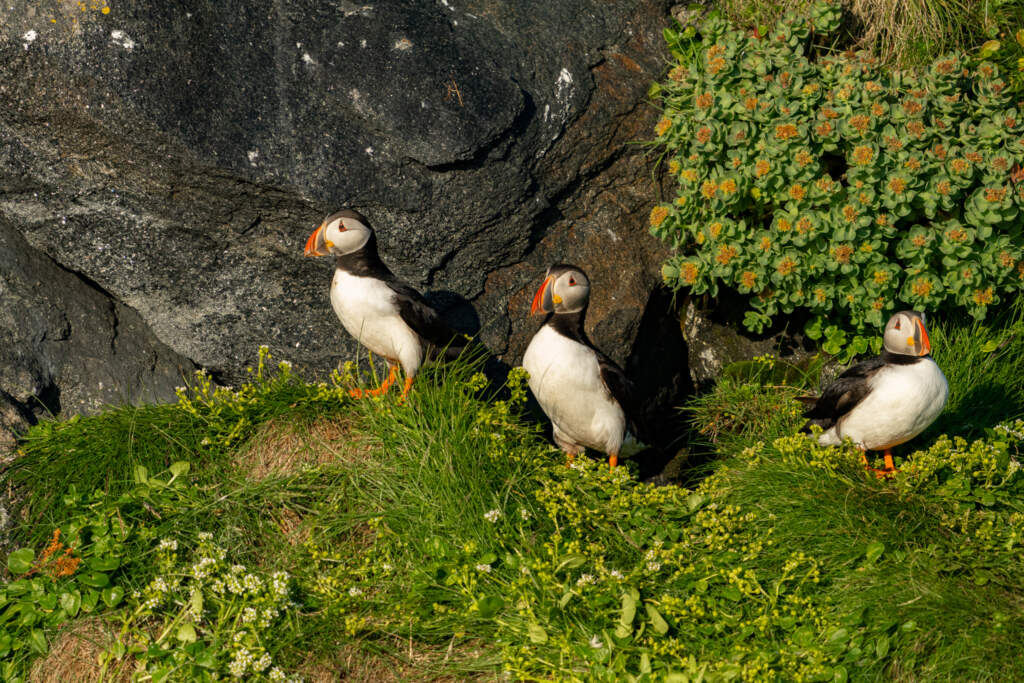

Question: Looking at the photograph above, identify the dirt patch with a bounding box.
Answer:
[236,416,375,480]
[28,617,132,683]
[300,640,491,682]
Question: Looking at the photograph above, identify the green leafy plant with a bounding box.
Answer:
[4,331,1024,680]
[0,467,190,682]
[710,0,1024,84]
[651,1,1024,357]
[102,532,298,682]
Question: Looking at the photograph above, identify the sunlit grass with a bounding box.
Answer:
[713,0,1024,68]
[3,306,1024,680]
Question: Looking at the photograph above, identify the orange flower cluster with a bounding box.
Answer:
[911,277,934,297]
[649,205,670,228]
[984,187,1008,203]
[680,262,700,285]
[833,244,854,264]
[774,123,799,140]
[888,177,908,194]
[852,146,874,165]
[716,244,738,265]
[27,529,82,581]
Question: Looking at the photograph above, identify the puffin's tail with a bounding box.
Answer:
[620,432,648,458]
[795,395,836,433]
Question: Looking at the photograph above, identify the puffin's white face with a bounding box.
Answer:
[882,310,932,356]
[531,265,591,315]
[304,210,372,257]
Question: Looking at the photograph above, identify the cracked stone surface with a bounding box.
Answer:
[0,0,690,447]
[0,217,196,419]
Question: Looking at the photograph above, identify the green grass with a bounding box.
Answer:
[2,310,1024,681]
[927,300,1024,440]
[709,0,1024,71]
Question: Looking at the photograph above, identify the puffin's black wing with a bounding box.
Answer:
[800,356,886,432]
[386,280,469,351]
[595,351,645,435]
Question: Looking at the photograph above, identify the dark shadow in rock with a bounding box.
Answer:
[422,290,481,337]
[624,289,695,483]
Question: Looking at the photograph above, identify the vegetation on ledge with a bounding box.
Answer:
[651,0,1024,359]
[1,305,1023,681]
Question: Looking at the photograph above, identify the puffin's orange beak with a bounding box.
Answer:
[531,275,554,315]
[917,317,931,356]
[304,223,327,257]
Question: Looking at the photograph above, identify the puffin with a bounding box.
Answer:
[304,209,468,400]
[522,264,639,468]
[801,310,948,475]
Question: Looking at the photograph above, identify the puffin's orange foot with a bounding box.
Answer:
[398,376,414,403]
[608,452,619,469]
[349,364,400,399]
[349,384,388,398]
[874,452,898,479]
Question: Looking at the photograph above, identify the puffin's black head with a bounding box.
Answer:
[882,310,932,357]
[530,264,591,315]
[304,209,374,257]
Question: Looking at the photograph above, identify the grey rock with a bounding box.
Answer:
[0,1,688,428]
[682,297,817,391]
[0,217,196,420]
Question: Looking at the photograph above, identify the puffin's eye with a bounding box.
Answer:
[568,277,576,286]
[893,319,901,330]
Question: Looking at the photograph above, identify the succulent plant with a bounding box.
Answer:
[652,0,1024,356]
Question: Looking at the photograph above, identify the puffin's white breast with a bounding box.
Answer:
[329,269,424,375]
[830,358,948,450]
[522,325,625,454]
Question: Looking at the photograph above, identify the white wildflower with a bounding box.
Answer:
[255,651,273,672]
[609,569,624,579]
[270,571,290,599]
[243,573,263,593]
[226,574,245,595]
[348,586,363,597]
[476,563,492,573]
[484,509,502,523]
[575,574,595,587]
[191,556,217,580]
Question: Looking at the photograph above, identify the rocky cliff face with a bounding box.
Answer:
[0,0,686,443]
